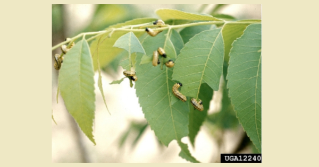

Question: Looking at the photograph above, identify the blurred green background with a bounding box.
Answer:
[52,4,261,163]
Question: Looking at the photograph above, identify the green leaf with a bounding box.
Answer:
[156,8,222,21]
[84,5,137,32]
[206,63,239,130]
[164,19,193,25]
[113,32,145,71]
[135,58,189,146]
[52,5,63,33]
[139,29,183,65]
[118,126,131,149]
[113,32,145,54]
[119,52,138,71]
[107,50,127,72]
[135,56,198,162]
[163,34,177,60]
[109,17,155,29]
[170,30,184,56]
[213,14,236,21]
[59,38,96,145]
[180,25,216,44]
[178,141,200,163]
[110,77,126,85]
[136,29,184,105]
[218,63,239,129]
[237,19,261,23]
[117,33,148,70]
[140,54,152,65]
[129,79,133,88]
[117,51,130,71]
[95,37,111,115]
[172,28,224,99]
[188,83,213,147]
[251,142,260,153]
[222,20,261,62]
[226,24,261,152]
[90,18,156,71]
[133,30,197,162]
[132,123,148,147]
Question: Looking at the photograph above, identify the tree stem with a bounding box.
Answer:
[52,31,107,51]
[52,20,260,51]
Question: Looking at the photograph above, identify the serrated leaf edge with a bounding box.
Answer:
[173,28,223,99]
[226,24,262,152]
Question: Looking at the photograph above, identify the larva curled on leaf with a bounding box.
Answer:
[165,60,174,68]
[69,42,75,48]
[172,83,187,102]
[153,19,165,27]
[190,98,204,111]
[54,54,63,70]
[66,38,75,47]
[61,45,69,54]
[61,38,75,54]
[123,70,136,77]
[157,47,167,58]
[152,51,159,66]
[145,27,161,37]
[130,75,138,82]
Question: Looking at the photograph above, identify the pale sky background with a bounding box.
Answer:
[52,4,261,163]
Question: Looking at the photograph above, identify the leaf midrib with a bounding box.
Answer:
[255,52,261,148]
[78,40,84,114]
[196,30,222,99]
[166,67,179,141]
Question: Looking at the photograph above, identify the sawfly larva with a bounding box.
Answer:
[61,45,69,54]
[145,27,161,37]
[165,60,174,68]
[152,51,159,66]
[172,83,186,102]
[130,75,138,82]
[153,19,165,27]
[190,98,204,111]
[123,70,136,77]
[54,54,62,70]
[157,47,167,58]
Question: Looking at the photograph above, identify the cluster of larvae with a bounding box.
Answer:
[172,83,204,111]
[146,20,204,111]
[146,20,175,68]
[54,38,75,70]
[152,47,174,68]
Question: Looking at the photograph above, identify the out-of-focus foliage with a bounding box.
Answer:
[82,5,153,74]
[79,4,145,33]
[53,4,262,162]
[206,63,239,130]
[90,18,156,71]
[156,8,222,21]
[188,83,213,147]
[52,4,63,33]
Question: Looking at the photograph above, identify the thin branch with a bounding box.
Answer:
[52,20,260,51]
